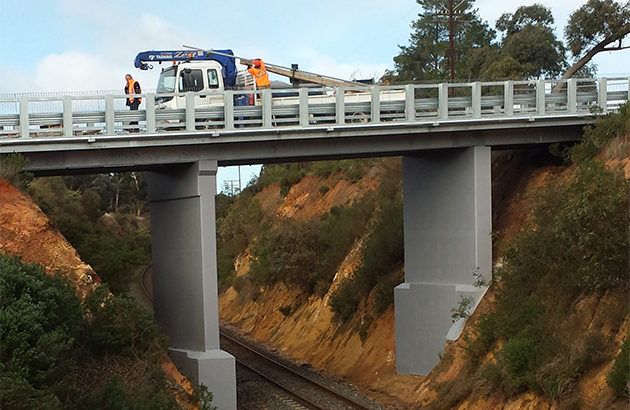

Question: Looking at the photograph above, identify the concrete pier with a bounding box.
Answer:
[395,146,491,375]
[148,160,236,410]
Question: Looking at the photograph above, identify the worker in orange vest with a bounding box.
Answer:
[124,74,142,132]
[247,59,271,89]
[124,74,142,110]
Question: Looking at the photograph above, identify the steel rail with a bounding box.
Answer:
[233,357,323,410]
[220,330,372,410]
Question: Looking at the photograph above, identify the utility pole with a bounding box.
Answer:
[448,0,455,83]
[238,165,241,193]
[434,0,469,82]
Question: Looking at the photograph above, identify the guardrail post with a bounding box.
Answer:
[186,93,195,131]
[405,84,416,122]
[504,81,514,116]
[19,97,29,138]
[336,87,345,125]
[438,83,448,120]
[536,80,546,115]
[262,89,272,128]
[598,77,608,113]
[371,86,381,123]
[472,82,481,119]
[105,95,115,136]
[299,88,309,126]
[63,96,73,137]
[567,79,577,114]
[145,94,156,133]
[223,91,234,130]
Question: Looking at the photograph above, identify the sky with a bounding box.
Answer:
[2,0,628,191]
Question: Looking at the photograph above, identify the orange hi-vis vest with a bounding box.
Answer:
[248,60,271,88]
[127,79,142,103]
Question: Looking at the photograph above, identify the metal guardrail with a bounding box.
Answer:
[0,78,627,139]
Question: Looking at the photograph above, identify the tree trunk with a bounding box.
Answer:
[552,29,630,93]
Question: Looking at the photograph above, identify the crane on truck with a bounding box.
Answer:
[132,48,402,125]
[135,47,368,90]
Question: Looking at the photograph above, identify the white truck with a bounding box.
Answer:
[134,49,405,123]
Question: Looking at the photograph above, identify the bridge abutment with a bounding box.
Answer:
[396,146,491,375]
[148,160,236,410]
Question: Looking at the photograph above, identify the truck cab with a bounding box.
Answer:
[155,60,227,109]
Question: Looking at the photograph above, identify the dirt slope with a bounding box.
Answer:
[0,179,100,298]
[219,152,629,408]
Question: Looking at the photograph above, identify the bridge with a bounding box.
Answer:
[2,77,628,409]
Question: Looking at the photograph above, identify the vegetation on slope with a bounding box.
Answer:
[216,159,405,319]
[0,253,176,409]
[27,174,151,294]
[329,163,403,321]
[456,104,630,406]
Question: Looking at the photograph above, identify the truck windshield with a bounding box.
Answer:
[157,67,177,93]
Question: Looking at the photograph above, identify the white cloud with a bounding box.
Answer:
[290,47,389,82]
[0,66,32,94]
[34,52,121,92]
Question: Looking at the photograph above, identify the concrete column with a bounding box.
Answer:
[148,160,236,410]
[395,146,491,375]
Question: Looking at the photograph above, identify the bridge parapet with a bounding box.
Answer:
[1,77,627,140]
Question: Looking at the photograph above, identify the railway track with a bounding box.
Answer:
[140,266,376,409]
[221,329,374,410]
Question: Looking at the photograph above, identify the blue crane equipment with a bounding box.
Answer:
[134,49,237,87]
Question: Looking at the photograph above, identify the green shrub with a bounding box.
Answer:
[0,253,176,407]
[451,296,474,322]
[83,285,168,360]
[373,268,404,316]
[466,107,630,400]
[279,305,292,317]
[329,165,403,321]
[251,163,305,196]
[481,362,504,389]
[193,384,218,410]
[247,195,374,296]
[500,333,540,392]
[607,337,630,398]
[328,277,362,322]
[463,314,497,367]
[232,275,260,302]
[0,254,83,406]
[0,153,32,189]
[570,102,629,164]
[78,375,176,410]
[216,195,263,289]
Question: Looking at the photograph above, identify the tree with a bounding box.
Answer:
[562,0,630,80]
[491,4,567,79]
[392,0,495,82]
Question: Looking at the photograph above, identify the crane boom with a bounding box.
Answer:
[182,45,368,88]
[134,49,237,86]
